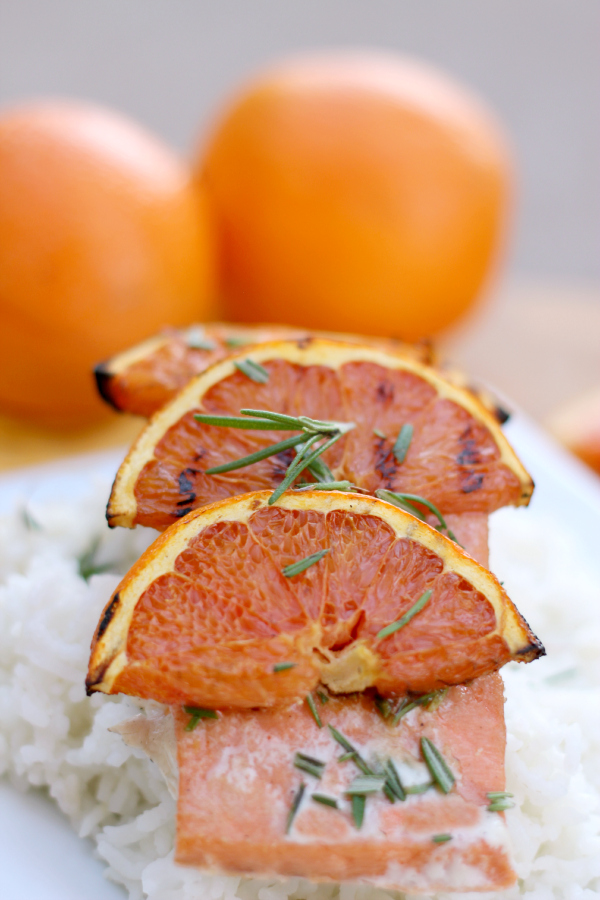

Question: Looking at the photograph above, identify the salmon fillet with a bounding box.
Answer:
[172,513,516,891]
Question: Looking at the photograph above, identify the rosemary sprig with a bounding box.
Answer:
[234,359,270,383]
[273,662,296,672]
[375,489,459,543]
[421,737,455,794]
[286,782,305,833]
[206,433,307,475]
[305,693,323,728]
[312,793,338,808]
[376,589,433,641]
[392,424,413,464]
[294,752,325,779]
[269,432,343,505]
[183,706,219,731]
[351,794,366,828]
[432,833,452,843]
[282,549,330,578]
[195,407,355,502]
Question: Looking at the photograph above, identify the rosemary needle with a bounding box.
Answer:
[234,359,270,383]
[421,737,455,794]
[206,433,307,475]
[282,549,330,578]
[312,793,338,809]
[432,834,452,844]
[183,706,218,731]
[392,424,413,464]
[376,589,433,641]
[294,752,325,779]
[345,776,386,795]
[316,690,329,704]
[351,794,366,829]
[375,489,459,543]
[286,783,305,834]
[305,693,323,728]
[273,662,296,672]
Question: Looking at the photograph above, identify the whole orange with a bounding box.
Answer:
[0,101,214,427]
[196,53,511,341]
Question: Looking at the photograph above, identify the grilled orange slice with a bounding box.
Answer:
[95,324,432,418]
[107,339,532,532]
[88,490,543,708]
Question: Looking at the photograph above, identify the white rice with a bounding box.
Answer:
[0,478,599,900]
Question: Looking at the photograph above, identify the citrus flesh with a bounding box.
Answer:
[106,339,532,532]
[95,324,433,418]
[0,101,213,426]
[87,490,543,708]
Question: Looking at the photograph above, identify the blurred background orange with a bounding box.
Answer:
[0,0,598,469]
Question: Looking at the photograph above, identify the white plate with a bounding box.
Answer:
[1,413,599,898]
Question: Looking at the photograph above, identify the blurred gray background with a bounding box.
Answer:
[0,0,598,285]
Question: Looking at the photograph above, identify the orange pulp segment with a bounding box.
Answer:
[95,324,433,418]
[107,339,532,532]
[87,490,543,708]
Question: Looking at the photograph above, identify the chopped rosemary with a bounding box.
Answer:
[294,752,325,779]
[405,782,434,795]
[234,359,270,383]
[282,548,330,578]
[392,424,413,464]
[273,662,296,672]
[432,833,452,843]
[22,507,41,531]
[351,794,366,829]
[345,776,386,795]
[376,589,433,641]
[316,689,329,704]
[312,793,339,808]
[78,537,114,581]
[421,737,455,794]
[183,706,219,731]
[374,696,393,720]
[375,489,459,543]
[305,693,323,728]
[328,724,355,754]
[373,428,387,439]
[286,782,305,834]
[185,327,217,351]
[338,751,356,763]
[384,759,406,801]
[224,335,250,347]
[486,791,515,812]
[206,433,307,475]
[393,689,444,725]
